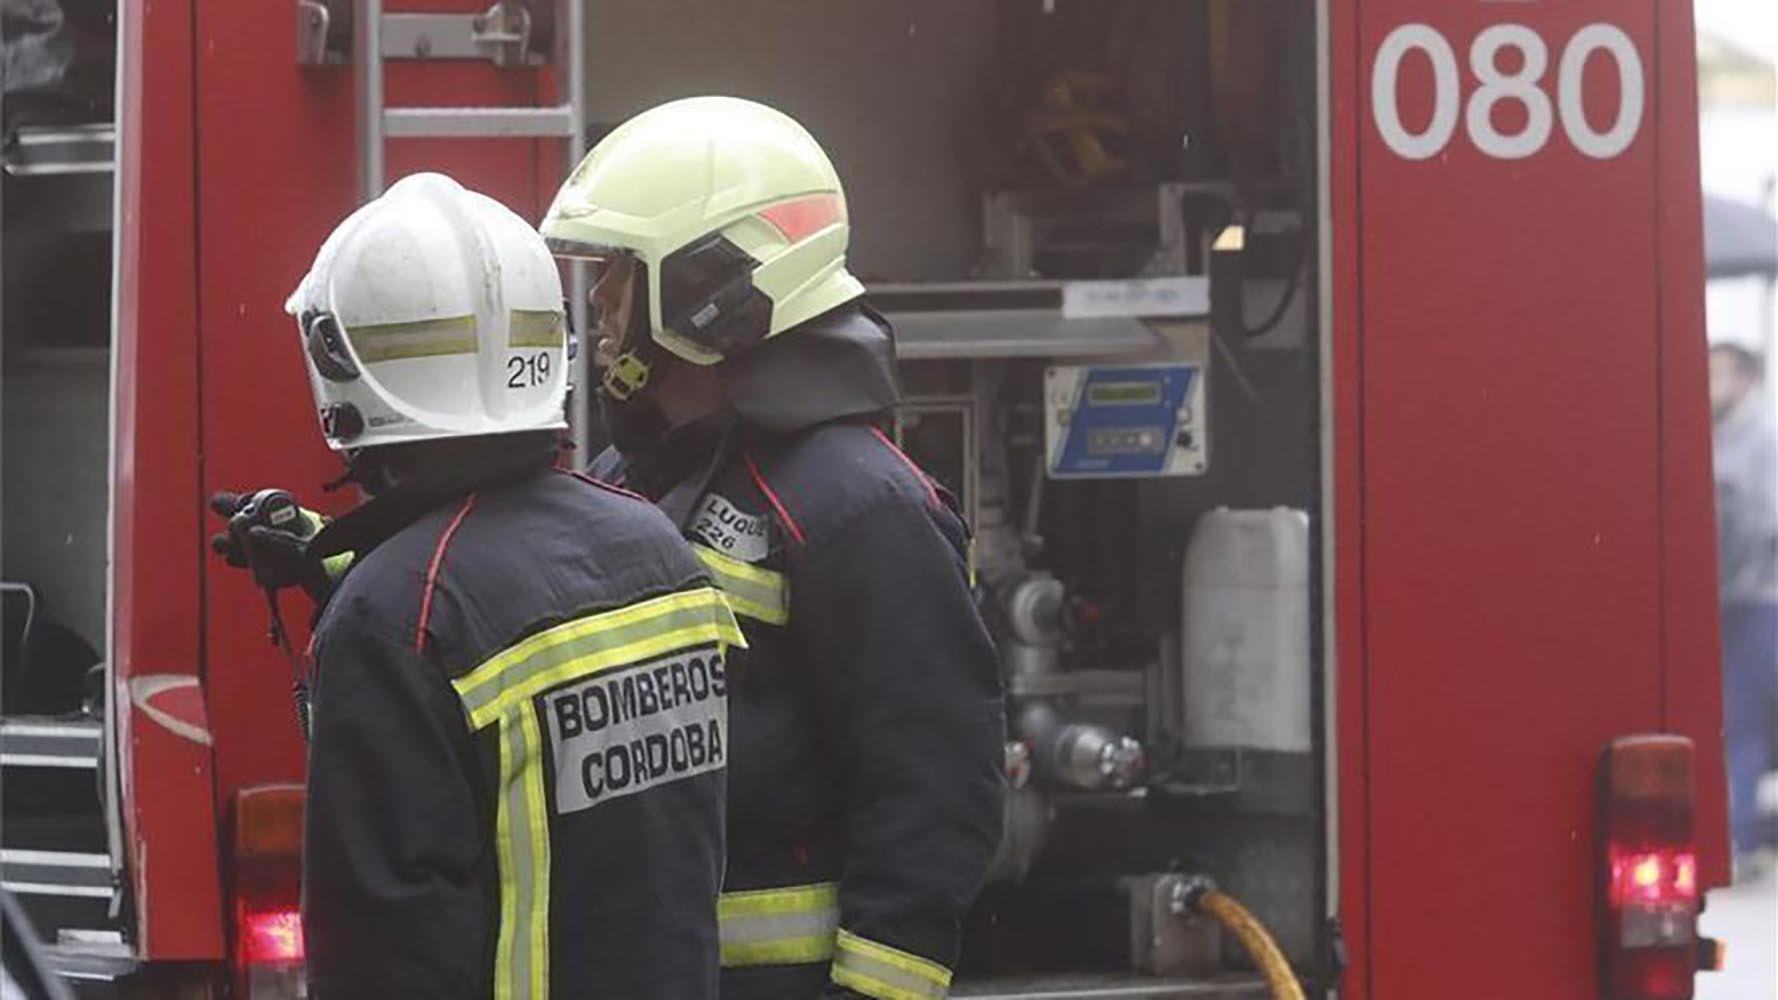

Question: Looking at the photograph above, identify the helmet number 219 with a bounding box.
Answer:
[507,352,551,389]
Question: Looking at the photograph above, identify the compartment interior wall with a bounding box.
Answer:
[579,0,1218,283]
[2,209,113,662]
[576,0,1328,982]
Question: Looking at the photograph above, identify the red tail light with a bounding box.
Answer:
[240,907,305,965]
[1597,736,1706,1000]
[231,785,307,998]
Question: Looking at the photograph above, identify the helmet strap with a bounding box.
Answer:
[602,351,653,401]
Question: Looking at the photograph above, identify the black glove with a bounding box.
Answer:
[209,489,329,598]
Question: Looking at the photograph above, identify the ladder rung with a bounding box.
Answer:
[384,105,575,139]
[1,850,114,899]
[46,934,137,983]
[0,719,101,769]
[1,124,115,178]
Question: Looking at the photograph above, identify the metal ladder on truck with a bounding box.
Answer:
[0,582,132,983]
[299,0,592,451]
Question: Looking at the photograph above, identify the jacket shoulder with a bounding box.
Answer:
[319,472,708,662]
[751,422,945,544]
[312,506,455,647]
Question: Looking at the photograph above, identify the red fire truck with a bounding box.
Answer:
[0,0,1729,997]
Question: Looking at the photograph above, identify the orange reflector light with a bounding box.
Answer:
[234,784,305,858]
[1608,735,1695,800]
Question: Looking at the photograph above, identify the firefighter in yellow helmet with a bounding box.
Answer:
[543,97,1006,1000]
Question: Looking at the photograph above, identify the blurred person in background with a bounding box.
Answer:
[1709,341,1778,876]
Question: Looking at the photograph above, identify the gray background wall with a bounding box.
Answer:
[2,351,111,652]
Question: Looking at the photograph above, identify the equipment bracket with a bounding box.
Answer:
[297,1,553,68]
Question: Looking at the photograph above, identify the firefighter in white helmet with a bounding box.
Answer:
[213,173,739,998]
[544,97,1006,1000]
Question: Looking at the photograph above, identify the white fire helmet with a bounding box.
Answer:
[284,172,569,452]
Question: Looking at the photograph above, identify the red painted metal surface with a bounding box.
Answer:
[112,0,225,960]
[190,0,560,817]
[1650,1,1730,886]
[1333,0,1725,996]
[111,0,565,962]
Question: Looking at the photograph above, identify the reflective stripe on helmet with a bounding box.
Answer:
[508,309,566,349]
[831,929,952,1000]
[757,193,846,243]
[718,882,839,967]
[348,314,478,363]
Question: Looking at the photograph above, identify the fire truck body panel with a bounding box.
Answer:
[1331,0,1727,994]
[112,0,221,959]
[37,0,1731,994]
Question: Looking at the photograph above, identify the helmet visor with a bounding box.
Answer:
[544,236,633,268]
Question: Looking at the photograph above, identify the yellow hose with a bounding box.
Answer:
[1193,888,1306,1000]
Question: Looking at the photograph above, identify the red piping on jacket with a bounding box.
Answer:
[742,451,807,546]
[557,466,649,503]
[415,494,479,653]
[867,426,942,509]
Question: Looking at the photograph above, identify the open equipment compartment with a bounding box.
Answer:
[581,2,1329,995]
[1,0,124,966]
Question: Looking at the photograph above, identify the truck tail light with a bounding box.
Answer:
[231,785,307,998]
[1598,736,1708,1000]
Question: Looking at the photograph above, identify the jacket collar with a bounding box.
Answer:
[310,440,558,561]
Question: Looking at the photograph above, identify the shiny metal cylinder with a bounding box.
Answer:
[1053,724,1145,790]
[1016,702,1145,791]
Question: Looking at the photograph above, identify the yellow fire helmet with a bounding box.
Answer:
[541,96,865,391]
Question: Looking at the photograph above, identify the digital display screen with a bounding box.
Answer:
[1087,381,1163,406]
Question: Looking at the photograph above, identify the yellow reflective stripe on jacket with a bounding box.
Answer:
[452,587,744,728]
[452,587,744,1000]
[831,929,952,1000]
[718,882,838,967]
[694,545,789,626]
[491,701,550,1000]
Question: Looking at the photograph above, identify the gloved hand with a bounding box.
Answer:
[209,489,331,598]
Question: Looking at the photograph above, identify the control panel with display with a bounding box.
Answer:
[1044,362,1207,478]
